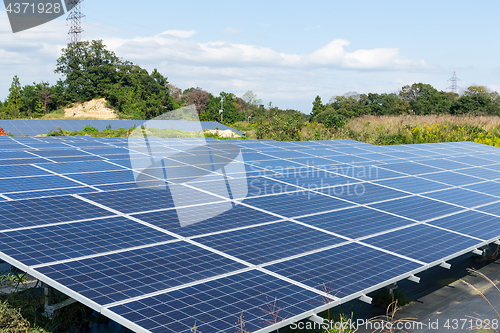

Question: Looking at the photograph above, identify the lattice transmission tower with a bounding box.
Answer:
[67,0,85,44]
[447,71,461,94]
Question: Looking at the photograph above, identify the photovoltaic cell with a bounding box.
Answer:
[264,242,422,298]
[195,221,346,265]
[0,135,500,333]
[0,165,52,178]
[454,167,500,180]
[0,175,85,193]
[418,171,484,186]
[107,269,320,333]
[374,176,451,194]
[242,191,354,218]
[422,188,499,208]
[36,241,246,305]
[297,206,414,239]
[368,196,464,221]
[362,224,481,263]
[428,210,500,241]
[0,196,115,230]
[5,186,99,200]
[35,160,126,174]
[133,203,281,237]
[464,181,500,197]
[0,216,175,266]
[317,182,408,204]
[377,162,443,175]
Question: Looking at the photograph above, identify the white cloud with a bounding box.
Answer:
[223,27,243,35]
[107,30,429,71]
[0,20,432,111]
[159,29,196,39]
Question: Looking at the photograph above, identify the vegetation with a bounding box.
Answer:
[45,125,246,140]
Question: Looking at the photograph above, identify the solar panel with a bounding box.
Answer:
[0,134,500,333]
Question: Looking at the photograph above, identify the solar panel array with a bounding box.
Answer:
[0,120,244,137]
[0,134,500,333]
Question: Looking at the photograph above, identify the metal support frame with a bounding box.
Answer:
[359,294,372,304]
[408,274,420,283]
[439,261,451,269]
[43,284,77,318]
[309,314,324,324]
[472,248,484,256]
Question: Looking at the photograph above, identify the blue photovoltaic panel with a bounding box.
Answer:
[0,216,175,266]
[362,224,481,263]
[345,165,406,181]
[0,175,84,193]
[264,150,312,159]
[32,149,92,157]
[296,206,414,238]
[0,196,115,230]
[242,191,354,218]
[374,176,451,193]
[35,160,126,174]
[0,165,52,178]
[245,159,305,170]
[454,167,500,180]
[65,170,154,186]
[464,181,500,197]
[368,196,464,221]
[134,203,280,237]
[107,269,320,333]
[36,241,246,305]
[416,158,472,170]
[317,182,408,204]
[377,161,443,175]
[327,155,372,164]
[476,202,500,216]
[0,151,38,159]
[422,188,499,208]
[195,221,346,265]
[418,171,484,186]
[5,186,99,200]
[265,243,422,298]
[286,156,342,167]
[49,156,105,163]
[0,135,499,333]
[381,151,420,159]
[0,157,52,165]
[81,186,224,214]
[270,170,354,189]
[190,177,300,199]
[449,156,496,167]
[428,210,500,241]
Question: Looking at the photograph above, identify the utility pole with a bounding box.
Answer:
[447,72,461,95]
[67,0,84,44]
[219,97,224,122]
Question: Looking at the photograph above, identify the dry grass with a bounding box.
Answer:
[348,115,500,133]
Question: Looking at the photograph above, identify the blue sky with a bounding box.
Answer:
[1,0,499,113]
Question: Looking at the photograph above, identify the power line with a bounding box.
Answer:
[67,0,85,44]
[447,71,461,94]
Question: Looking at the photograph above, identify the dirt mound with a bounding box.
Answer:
[64,98,118,120]
[204,129,240,138]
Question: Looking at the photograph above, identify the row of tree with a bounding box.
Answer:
[310,83,500,124]
[2,39,499,124]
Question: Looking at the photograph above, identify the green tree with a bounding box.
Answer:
[202,92,245,123]
[7,75,23,119]
[106,63,174,119]
[55,40,121,102]
[310,95,325,120]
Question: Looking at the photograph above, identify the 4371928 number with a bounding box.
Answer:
[6,2,62,14]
